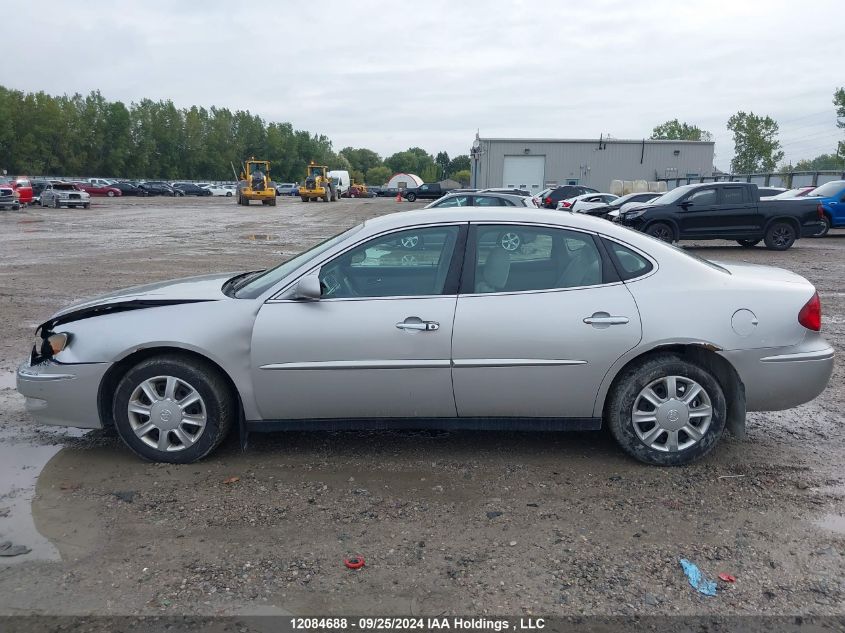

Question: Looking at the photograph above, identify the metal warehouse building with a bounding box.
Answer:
[470,136,715,194]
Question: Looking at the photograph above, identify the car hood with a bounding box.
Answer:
[41,272,237,329]
[712,261,811,286]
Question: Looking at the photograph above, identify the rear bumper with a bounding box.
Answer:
[719,340,834,411]
[16,360,108,429]
[799,222,824,237]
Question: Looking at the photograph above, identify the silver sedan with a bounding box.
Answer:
[17,208,833,465]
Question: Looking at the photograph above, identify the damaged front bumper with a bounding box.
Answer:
[16,360,109,429]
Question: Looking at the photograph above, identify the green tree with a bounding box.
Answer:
[792,153,845,171]
[420,163,439,182]
[452,169,471,185]
[727,111,784,173]
[339,147,382,175]
[835,87,845,160]
[435,151,450,179]
[650,119,713,142]
[365,165,391,185]
[447,154,471,175]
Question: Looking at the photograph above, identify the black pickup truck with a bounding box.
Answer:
[614,182,824,250]
[401,182,453,202]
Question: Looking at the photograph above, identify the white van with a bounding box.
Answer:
[327,170,350,197]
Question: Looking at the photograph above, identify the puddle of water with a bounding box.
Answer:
[0,372,15,390]
[815,514,845,535]
[0,439,63,564]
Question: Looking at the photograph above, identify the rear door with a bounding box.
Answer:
[451,224,642,419]
[718,185,761,236]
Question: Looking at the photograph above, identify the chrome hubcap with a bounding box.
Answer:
[632,375,712,452]
[127,375,207,452]
[500,232,520,251]
[773,227,791,246]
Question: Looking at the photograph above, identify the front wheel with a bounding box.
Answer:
[645,222,674,242]
[606,354,727,466]
[736,239,761,248]
[112,355,235,463]
[813,216,831,238]
[107,190,115,197]
[764,221,796,250]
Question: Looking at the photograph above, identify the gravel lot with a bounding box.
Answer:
[0,196,842,617]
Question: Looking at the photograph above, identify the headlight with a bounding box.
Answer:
[47,333,69,355]
[623,208,646,220]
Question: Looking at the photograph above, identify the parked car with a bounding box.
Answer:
[17,207,832,466]
[86,178,114,188]
[807,180,845,237]
[173,182,212,196]
[767,186,817,199]
[30,180,51,205]
[39,182,91,209]
[203,184,234,197]
[425,191,537,209]
[479,188,532,197]
[558,193,619,212]
[75,182,122,197]
[110,181,149,196]
[540,185,600,209]
[614,182,824,250]
[4,177,34,205]
[585,192,664,219]
[756,186,787,197]
[273,183,298,196]
[402,182,454,202]
[0,186,20,210]
[137,182,181,196]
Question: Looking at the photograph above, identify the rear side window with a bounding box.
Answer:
[604,240,653,280]
[722,187,747,204]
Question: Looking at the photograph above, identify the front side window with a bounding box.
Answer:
[432,195,471,208]
[319,226,460,299]
[472,225,603,294]
[687,188,717,206]
[473,195,506,207]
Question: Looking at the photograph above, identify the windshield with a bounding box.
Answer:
[809,181,845,197]
[234,225,362,298]
[653,184,700,204]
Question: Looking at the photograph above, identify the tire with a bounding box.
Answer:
[645,222,674,242]
[606,353,727,466]
[764,221,796,251]
[323,191,329,202]
[83,202,90,209]
[226,192,233,197]
[301,196,308,202]
[54,198,60,209]
[112,354,235,464]
[269,196,276,206]
[107,190,115,197]
[736,239,761,248]
[813,215,831,238]
[406,192,417,202]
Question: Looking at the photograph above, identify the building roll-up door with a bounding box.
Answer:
[503,155,545,194]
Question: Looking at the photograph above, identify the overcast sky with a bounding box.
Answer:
[4,0,842,170]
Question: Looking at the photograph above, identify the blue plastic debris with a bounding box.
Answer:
[679,558,717,596]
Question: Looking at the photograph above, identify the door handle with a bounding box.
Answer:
[396,319,439,331]
[583,313,629,326]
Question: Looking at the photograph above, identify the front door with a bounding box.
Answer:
[250,225,465,420]
[676,186,720,238]
[452,224,642,418]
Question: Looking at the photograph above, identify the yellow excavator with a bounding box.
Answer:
[236,158,276,206]
[298,162,337,202]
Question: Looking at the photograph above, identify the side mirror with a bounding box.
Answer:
[292,274,322,300]
[680,200,692,209]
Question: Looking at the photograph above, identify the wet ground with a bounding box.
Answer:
[0,196,842,616]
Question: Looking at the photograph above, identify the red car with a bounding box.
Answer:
[4,177,34,204]
[74,182,122,197]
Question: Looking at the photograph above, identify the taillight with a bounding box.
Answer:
[798,291,821,331]
[562,201,572,208]
[544,196,551,205]
[817,203,824,220]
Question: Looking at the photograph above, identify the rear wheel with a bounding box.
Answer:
[269,196,277,206]
[112,355,235,464]
[406,192,417,202]
[645,222,674,242]
[607,354,727,466]
[54,198,61,209]
[736,239,761,248]
[107,190,115,197]
[813,215,831,238]
[301,196,309,202]
[764,221,796,250]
